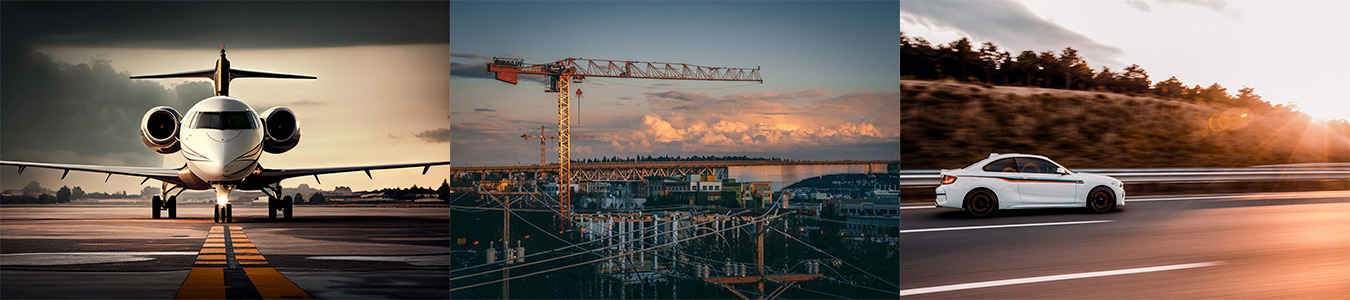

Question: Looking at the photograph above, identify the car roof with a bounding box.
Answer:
[986,153,1052,160]
[962,153,1058,170]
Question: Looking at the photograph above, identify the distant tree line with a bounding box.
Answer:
[901,33,1287,111]
[1,182,125,204]
[576,155,784,163]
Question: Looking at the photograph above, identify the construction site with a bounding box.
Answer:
[447,57,899,299]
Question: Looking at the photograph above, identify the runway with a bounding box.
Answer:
[900,190,1350,298]
[0,205,449,299]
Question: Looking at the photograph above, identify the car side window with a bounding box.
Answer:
[981,158,1018,172]
[1016,157,1059,174]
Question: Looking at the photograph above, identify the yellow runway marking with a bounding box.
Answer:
[176,268,226,299]
[245,268,313,299]
[176,225,312,299]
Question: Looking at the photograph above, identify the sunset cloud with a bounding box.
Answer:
[602,89,898,153]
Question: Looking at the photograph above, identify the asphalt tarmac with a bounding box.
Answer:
[900,190,1350,299]
[0,205,449,299]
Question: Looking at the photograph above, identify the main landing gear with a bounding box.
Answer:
[263,183,293,220]
[152,182,184,219]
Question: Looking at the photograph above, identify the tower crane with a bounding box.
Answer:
[487,57,761,217]
[522,125,596,165]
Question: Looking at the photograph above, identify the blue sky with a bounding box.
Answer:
[450,1,900,164]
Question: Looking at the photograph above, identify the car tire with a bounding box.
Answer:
[1087,187,1115,213]
[964,189,997,217]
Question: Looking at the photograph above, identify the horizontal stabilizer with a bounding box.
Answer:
[229,69,316,80]
[130,69,215,80]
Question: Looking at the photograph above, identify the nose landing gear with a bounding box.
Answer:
[214,203,233,223]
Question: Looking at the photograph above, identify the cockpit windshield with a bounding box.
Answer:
[193,111,257,130]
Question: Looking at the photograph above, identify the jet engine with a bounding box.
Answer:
[140,106,182,154]
[260,107,300,154]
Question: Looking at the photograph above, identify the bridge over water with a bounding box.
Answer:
[451,160,897,189]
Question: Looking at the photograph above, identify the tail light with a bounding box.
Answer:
[941,175,957,185]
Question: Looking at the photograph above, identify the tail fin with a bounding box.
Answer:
[129,48,315,96]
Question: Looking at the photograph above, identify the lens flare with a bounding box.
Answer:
[1209,108,1254,132]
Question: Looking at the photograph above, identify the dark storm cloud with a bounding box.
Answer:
[451,53,493,60]
[450,62,491,79]
[0,1,448,50]
[901,0,1123,66]
[414,128,451,144]
[0,52,211,166]
[645,91,713,102]
[449,52,550,86]
[0,2,446,166]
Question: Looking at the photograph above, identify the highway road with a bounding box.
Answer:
[900,190,1350,299]
[0,205,449,299]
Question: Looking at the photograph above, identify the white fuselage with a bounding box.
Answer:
[178,97,265,202]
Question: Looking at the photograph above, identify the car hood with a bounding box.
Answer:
[1075,172,1118,183]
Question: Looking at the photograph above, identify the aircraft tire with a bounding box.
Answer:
[167,196,177,219]
[152,196,162,219]
[226,203,233,223]
[283,196,293,219]
[268,197,277,219]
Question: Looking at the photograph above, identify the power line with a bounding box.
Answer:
[769,226,898,289]
[450,208,752,279]
[450,213,790,292]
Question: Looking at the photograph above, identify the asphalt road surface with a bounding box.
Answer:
[1,205,449,299]
[900,190,1350,299]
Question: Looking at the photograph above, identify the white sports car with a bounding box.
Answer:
[935,153,1125,217]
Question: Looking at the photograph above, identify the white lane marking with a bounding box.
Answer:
[1127,191,1350,202]
[900,206,934,210]
[900,220,1112,234]
[900,261,1224,297]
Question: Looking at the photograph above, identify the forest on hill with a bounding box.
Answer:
[901,34,1349,169]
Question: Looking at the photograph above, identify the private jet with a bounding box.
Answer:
[0,48,449,223]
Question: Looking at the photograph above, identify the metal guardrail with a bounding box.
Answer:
[900,166,1350,187]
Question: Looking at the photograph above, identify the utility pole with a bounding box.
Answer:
[502,196,512,299]
[756,217,765,300]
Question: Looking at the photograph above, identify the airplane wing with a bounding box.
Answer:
[129,69,216,79]
[252,161,452,185]
[228,69,317,80]
[0,160,184,184]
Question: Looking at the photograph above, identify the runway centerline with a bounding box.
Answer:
[175,225,312,300]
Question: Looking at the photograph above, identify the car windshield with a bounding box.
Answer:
[193,111,256,130]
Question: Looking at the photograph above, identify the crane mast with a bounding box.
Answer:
[488,57,761,218]
[522,125,596,165]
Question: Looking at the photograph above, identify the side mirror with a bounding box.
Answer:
[1056,167,1069,175]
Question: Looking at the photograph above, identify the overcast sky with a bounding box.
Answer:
[1,1,450,193]
[449,1,900,165]
[901,0,1350,121]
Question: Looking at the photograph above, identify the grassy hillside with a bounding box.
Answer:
[901,80,1350,170]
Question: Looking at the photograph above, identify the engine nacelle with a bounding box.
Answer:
[260,107,301,154]
[140,106,181,154]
